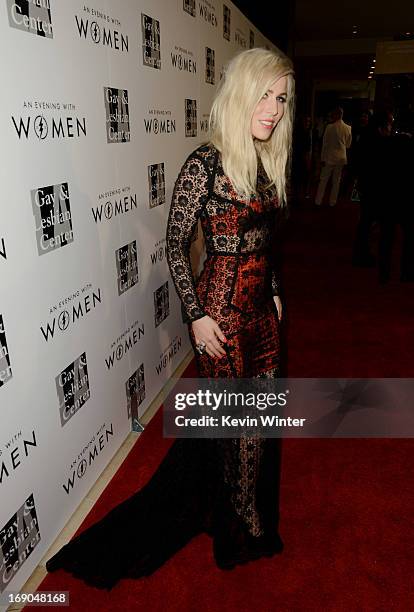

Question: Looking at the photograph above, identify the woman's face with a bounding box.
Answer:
[251,75,288,141]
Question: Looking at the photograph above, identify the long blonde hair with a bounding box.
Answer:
[209,47,295,204]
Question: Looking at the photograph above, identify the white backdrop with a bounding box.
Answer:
[0,0,275,597]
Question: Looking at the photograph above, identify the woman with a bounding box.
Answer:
[46,47,295,589]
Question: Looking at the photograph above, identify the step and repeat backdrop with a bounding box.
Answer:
[0,0,275,596]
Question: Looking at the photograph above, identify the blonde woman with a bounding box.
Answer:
[46,47,295,587]
[168,47,294,373]
[166,47,295,567]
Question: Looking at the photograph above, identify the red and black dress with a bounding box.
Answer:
[46,144,283,589]
[167,142,282,377]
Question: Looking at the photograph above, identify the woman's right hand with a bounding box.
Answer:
[192,315,227,358]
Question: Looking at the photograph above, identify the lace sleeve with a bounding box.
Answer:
[166,154,209,324]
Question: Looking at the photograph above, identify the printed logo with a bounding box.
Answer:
[185,99,197,137]
[183,0,196,17]
[171,46,196,74]
[75,6,129,52]
[12,100,87,142]
[104,87,130,143]
[199,0,217,27]
[41,284,102,342]
[200,113,209,134]
[0,494,41,592]
[154,281,169,327]
[126,364,145,423]
[31,182,73,255]
[105,320,144,371]
[150,238,167,265]
[205,47,215,84]
[116,240,138,295]
[223,4,231,41]
[6,0,53,38]
[156,336,182,375]
[144,109,176,135]
[250,29,255,49]
[56,352,90,427]
[141,13,161,69]
[92,186,138,223]
[148,163,165,208]
[235,28,247,49]
[0,315,12,388]
[0,430,37,487]
[62,422,114,495]
[0,238,6,261]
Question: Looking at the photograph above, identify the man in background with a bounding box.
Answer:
[352,111,391,267]
[315,107,352,207]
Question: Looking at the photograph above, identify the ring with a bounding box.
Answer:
[196,341,207,354]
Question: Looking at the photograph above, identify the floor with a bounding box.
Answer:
[6,352,193,612]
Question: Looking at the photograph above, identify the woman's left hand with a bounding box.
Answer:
[273,295,282,321]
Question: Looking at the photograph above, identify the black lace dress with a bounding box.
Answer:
[46,143,284,589]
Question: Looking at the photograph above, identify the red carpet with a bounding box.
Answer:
[29,200,414,611]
